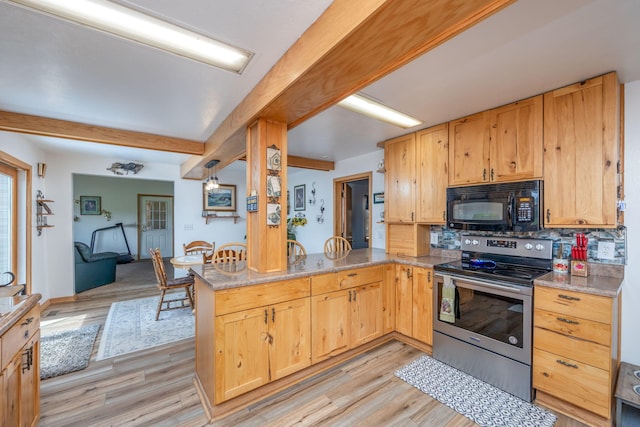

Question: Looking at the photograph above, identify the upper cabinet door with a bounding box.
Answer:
[416,123,448,223]
[385,133,416,223]
[489,95,543,182]
[448,112,490,186]
[543,72,620,228]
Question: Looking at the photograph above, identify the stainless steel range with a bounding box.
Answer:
[433,235,553,402]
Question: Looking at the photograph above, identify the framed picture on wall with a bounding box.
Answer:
[203,184,236,211]
[373,192,385,204]
[294,184,305,211]
[80,196,101,215]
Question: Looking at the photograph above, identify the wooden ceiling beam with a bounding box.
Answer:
[0,110,204,155]
[182,0,515,179]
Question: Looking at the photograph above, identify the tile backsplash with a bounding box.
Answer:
[429,226,627,265]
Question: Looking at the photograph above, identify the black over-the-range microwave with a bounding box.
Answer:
[446,180,542,232]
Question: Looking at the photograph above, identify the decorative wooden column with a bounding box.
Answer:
[246,118,287,272]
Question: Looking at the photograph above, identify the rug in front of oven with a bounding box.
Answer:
[395,355,556,427]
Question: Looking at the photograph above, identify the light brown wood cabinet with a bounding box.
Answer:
[395,265,433,346]
[543,72,621,228]
[384,133,416,223]
[533,286,619,423]
[448,111,490,186]
[448,95,543,186]
[1,303,40,427]
[210,278,310,404]
[311,266,383,363]
[383,124,448,257]
[416,124,449,223]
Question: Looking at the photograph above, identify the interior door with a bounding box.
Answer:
[333,173,371,249]
[138,195,173,259]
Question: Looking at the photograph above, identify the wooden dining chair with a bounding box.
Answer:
[287,239,307,264]
[213,242,247,264]
[324,236,352,255]
[148,248,194,321]
[183,240,215,263]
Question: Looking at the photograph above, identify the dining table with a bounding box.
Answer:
[170,254,206,270]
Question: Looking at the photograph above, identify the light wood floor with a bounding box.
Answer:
[40,259,588,426]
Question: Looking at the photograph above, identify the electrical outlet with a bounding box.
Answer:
[430,232,439,245]
[597,241,615,260]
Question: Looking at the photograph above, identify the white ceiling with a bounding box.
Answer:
[1,0,640,169]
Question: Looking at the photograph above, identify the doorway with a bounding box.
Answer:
[333,172,372,249]
[138,195,174,259]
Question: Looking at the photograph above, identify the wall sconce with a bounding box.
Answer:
[37,162,47,178]
[204,159,220,192]
[308,182,316,206]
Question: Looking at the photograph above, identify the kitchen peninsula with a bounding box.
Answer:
[191,247,624,425]
[189,248,451,420]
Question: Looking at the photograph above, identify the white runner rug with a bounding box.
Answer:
[96,295,194,361]
[395,355,557,427]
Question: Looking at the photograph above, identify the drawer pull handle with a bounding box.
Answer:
[556,359,578,369]
[558,294,580,302]
[21,317,34,326]
[347,273,357,277]
[557,317,579,325]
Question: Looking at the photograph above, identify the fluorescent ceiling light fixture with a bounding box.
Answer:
[338,93,422,128]
[9,0,254,73]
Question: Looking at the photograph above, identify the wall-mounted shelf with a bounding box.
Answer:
[203,213,241,224]
[376,168,386,174]
[36,199,54,236]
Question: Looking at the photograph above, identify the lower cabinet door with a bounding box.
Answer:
[214,307,270,403]
[270,299,311,380]
[311,290,351,363]
[395,265,413,336]
[3,352,21,427]
[351,282,383,348]
[412,267,433,345]
[20,334,40,427]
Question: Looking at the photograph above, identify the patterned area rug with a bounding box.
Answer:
[40,324,100,380]
[96,295,194,361]
[395,355,557,427]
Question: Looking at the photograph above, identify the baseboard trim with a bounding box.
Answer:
[41,295,78,311]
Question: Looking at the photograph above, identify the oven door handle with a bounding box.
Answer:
[440,274,524,294]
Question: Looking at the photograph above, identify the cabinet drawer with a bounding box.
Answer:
[1,304,40,369]
[533,348,611,418]
[215,278,310,316]
[534,327,610,371]
[311,266,383,295]
[535,286,612,324]
[534,308,611,346]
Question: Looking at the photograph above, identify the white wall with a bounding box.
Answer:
[622,79,640,364]
[287,150,385,254]
[0,132,49,299]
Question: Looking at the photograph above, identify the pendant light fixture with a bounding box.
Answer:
[204,159,220,192]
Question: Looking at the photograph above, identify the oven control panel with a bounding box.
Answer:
[460,236,552,259]
[487,239,517,249]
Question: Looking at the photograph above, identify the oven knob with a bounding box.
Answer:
[535,244,545,251]
[472,239,479,246]
[464,239,471,245]
[524,243,533,250]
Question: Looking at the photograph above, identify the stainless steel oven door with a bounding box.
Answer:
[433,273,532,365]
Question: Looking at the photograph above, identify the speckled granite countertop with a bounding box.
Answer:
[191,248,453,291]
[192,247,625,298]
[0,293,41,336]
[534,270,623,298]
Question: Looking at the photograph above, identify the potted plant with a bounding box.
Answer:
[287,214,307,240]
